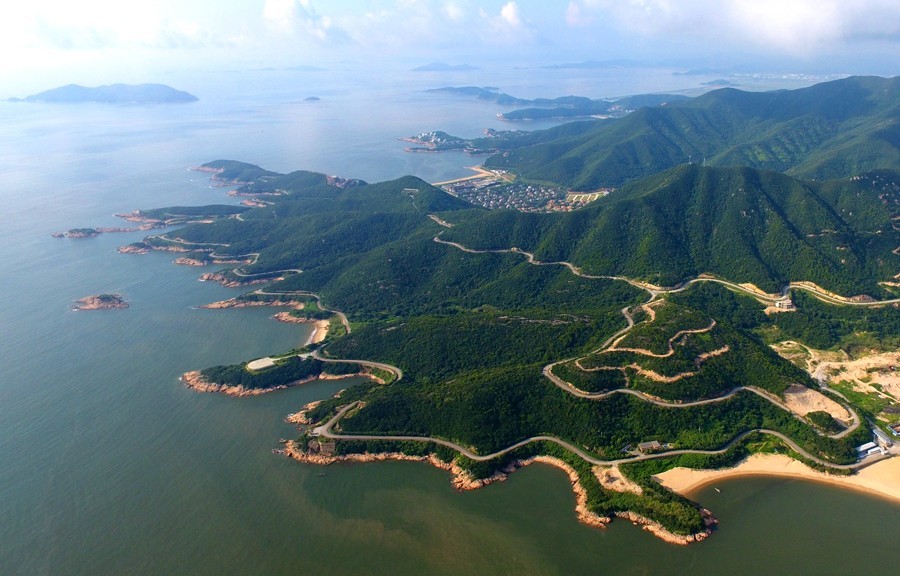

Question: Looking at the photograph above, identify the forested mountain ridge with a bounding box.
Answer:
[167,162,898,296]
[443,165,899,294]
[483,75,900,189]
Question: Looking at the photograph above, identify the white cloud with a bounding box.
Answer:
[500,2,522,28]
[480,1,538,45]
[443,2,465,22]
[1,0,897,82]
[262,0,349,43]
[263,0,296,31]
[565,2,590,27]
[728,0,841,55]
[571,0,900,57]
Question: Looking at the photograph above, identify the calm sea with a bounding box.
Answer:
[1,65,897,575]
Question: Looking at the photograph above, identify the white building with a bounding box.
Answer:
[856,441,877,453]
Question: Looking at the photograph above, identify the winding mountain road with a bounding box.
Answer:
[192,216,882,470]
[310,349,403,382]
[432,232,900,306]
[430,232,868,445]
[317,402,882,470]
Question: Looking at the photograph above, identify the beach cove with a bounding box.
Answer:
[657,453,900,503]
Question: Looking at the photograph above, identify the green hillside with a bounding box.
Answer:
[484,75,900,189]
[442,165,899,293]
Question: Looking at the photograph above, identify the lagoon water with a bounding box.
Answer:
[1,65,898,575]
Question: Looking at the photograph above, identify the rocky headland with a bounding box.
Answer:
[181,368,368,397]
[200,297,301,310]
[180,369,309,397]
[174,257,208,267]
[198,272,266,288]
[117,243,150,254]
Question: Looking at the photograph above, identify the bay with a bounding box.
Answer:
[1,65,897,575]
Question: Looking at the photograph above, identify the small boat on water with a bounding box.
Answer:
[714,488,721,493]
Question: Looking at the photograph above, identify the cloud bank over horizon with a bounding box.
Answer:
[2,0,897,87]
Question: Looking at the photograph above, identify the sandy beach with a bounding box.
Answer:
[655,453,900,503]
[305,320,330,346]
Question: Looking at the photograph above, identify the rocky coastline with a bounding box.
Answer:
[271,311,307,323]
[198,272,267,288]
[613,510,713,545]
[200,297,302,310]
[174,257,207,267]
[282,440,493,490]
[129,243,192,253]
[191,165,250,188]
[115,210,164,224]
[284,441,715,542]
[280,395,721,544]
[117,243,150,254]
[180,369,304,397]
[53,223,161,239]
[281,415,720,543]
[181,370,371,397]
[281,443,617,529]
[199,297,332,343]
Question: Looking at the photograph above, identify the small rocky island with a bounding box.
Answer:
[52,228,101,239]
[73,294,129,311]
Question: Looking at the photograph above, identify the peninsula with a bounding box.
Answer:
[103,76,899,544]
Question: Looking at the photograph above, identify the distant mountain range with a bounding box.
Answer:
[427,86,689,120]
[11,83,198,104]
[484,75,900,189]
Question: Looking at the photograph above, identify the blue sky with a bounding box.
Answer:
[2,0,898,89]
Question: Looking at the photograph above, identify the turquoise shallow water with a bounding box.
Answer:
[1,67,898,575]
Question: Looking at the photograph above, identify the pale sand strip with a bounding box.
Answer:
[305,320,330,346]
[654,453,900,503]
